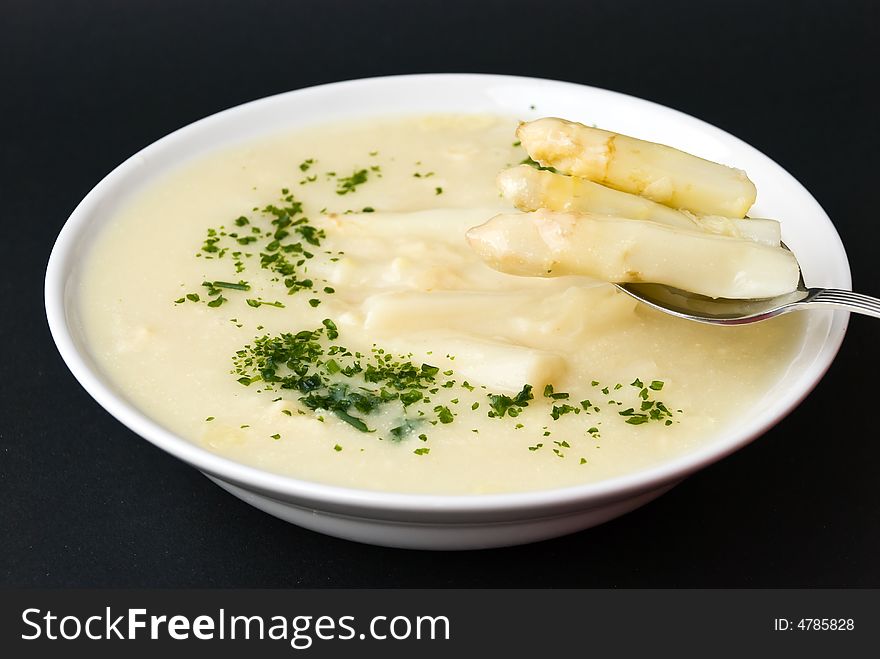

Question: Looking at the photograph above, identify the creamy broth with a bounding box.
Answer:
[79,114,806,494]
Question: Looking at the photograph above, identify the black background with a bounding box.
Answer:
[2,0,877,587]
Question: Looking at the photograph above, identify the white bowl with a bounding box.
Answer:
[45,74,851,550]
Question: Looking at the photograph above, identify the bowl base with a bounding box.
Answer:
[205,474,680,550]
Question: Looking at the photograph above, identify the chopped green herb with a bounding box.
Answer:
[231,321,455,434]
[211,280,250,291]
[246,299,285,308]
[543,384,570,400]
[336,168,369,195]
[434,406,454,424]
[487,384,534,418]
[550,404,579,420]
[333,409,371,432]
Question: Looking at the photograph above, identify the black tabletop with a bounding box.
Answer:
[2,0,877,588]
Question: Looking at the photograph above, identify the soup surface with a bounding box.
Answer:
[79,114,806,494]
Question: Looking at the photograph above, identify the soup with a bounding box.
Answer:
[79,114,806,494]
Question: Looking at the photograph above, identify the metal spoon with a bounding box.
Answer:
[615,245,880,325]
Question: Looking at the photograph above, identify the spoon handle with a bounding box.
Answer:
[806,288,880,319]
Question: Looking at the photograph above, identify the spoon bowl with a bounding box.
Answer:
[616,245,880,325]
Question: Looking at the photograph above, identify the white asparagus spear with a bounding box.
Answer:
[362,286,637,347]
[517,118,757,217]
[498,165,780,246]
[687,213,780,246]
[466,210,800,299]
[381,332,567,393]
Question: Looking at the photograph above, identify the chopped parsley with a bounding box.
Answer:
[246,299,285,308]
[543,384,570,400]
[487,384,534,418]
[336,169,370,195]
[210,280,250,291]
[550,404,579,420]
[232,321,453,435]
[176,188,335,307]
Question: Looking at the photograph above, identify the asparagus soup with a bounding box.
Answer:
[79,114,806,495]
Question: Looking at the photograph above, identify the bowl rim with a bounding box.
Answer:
[45,73,851,517]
